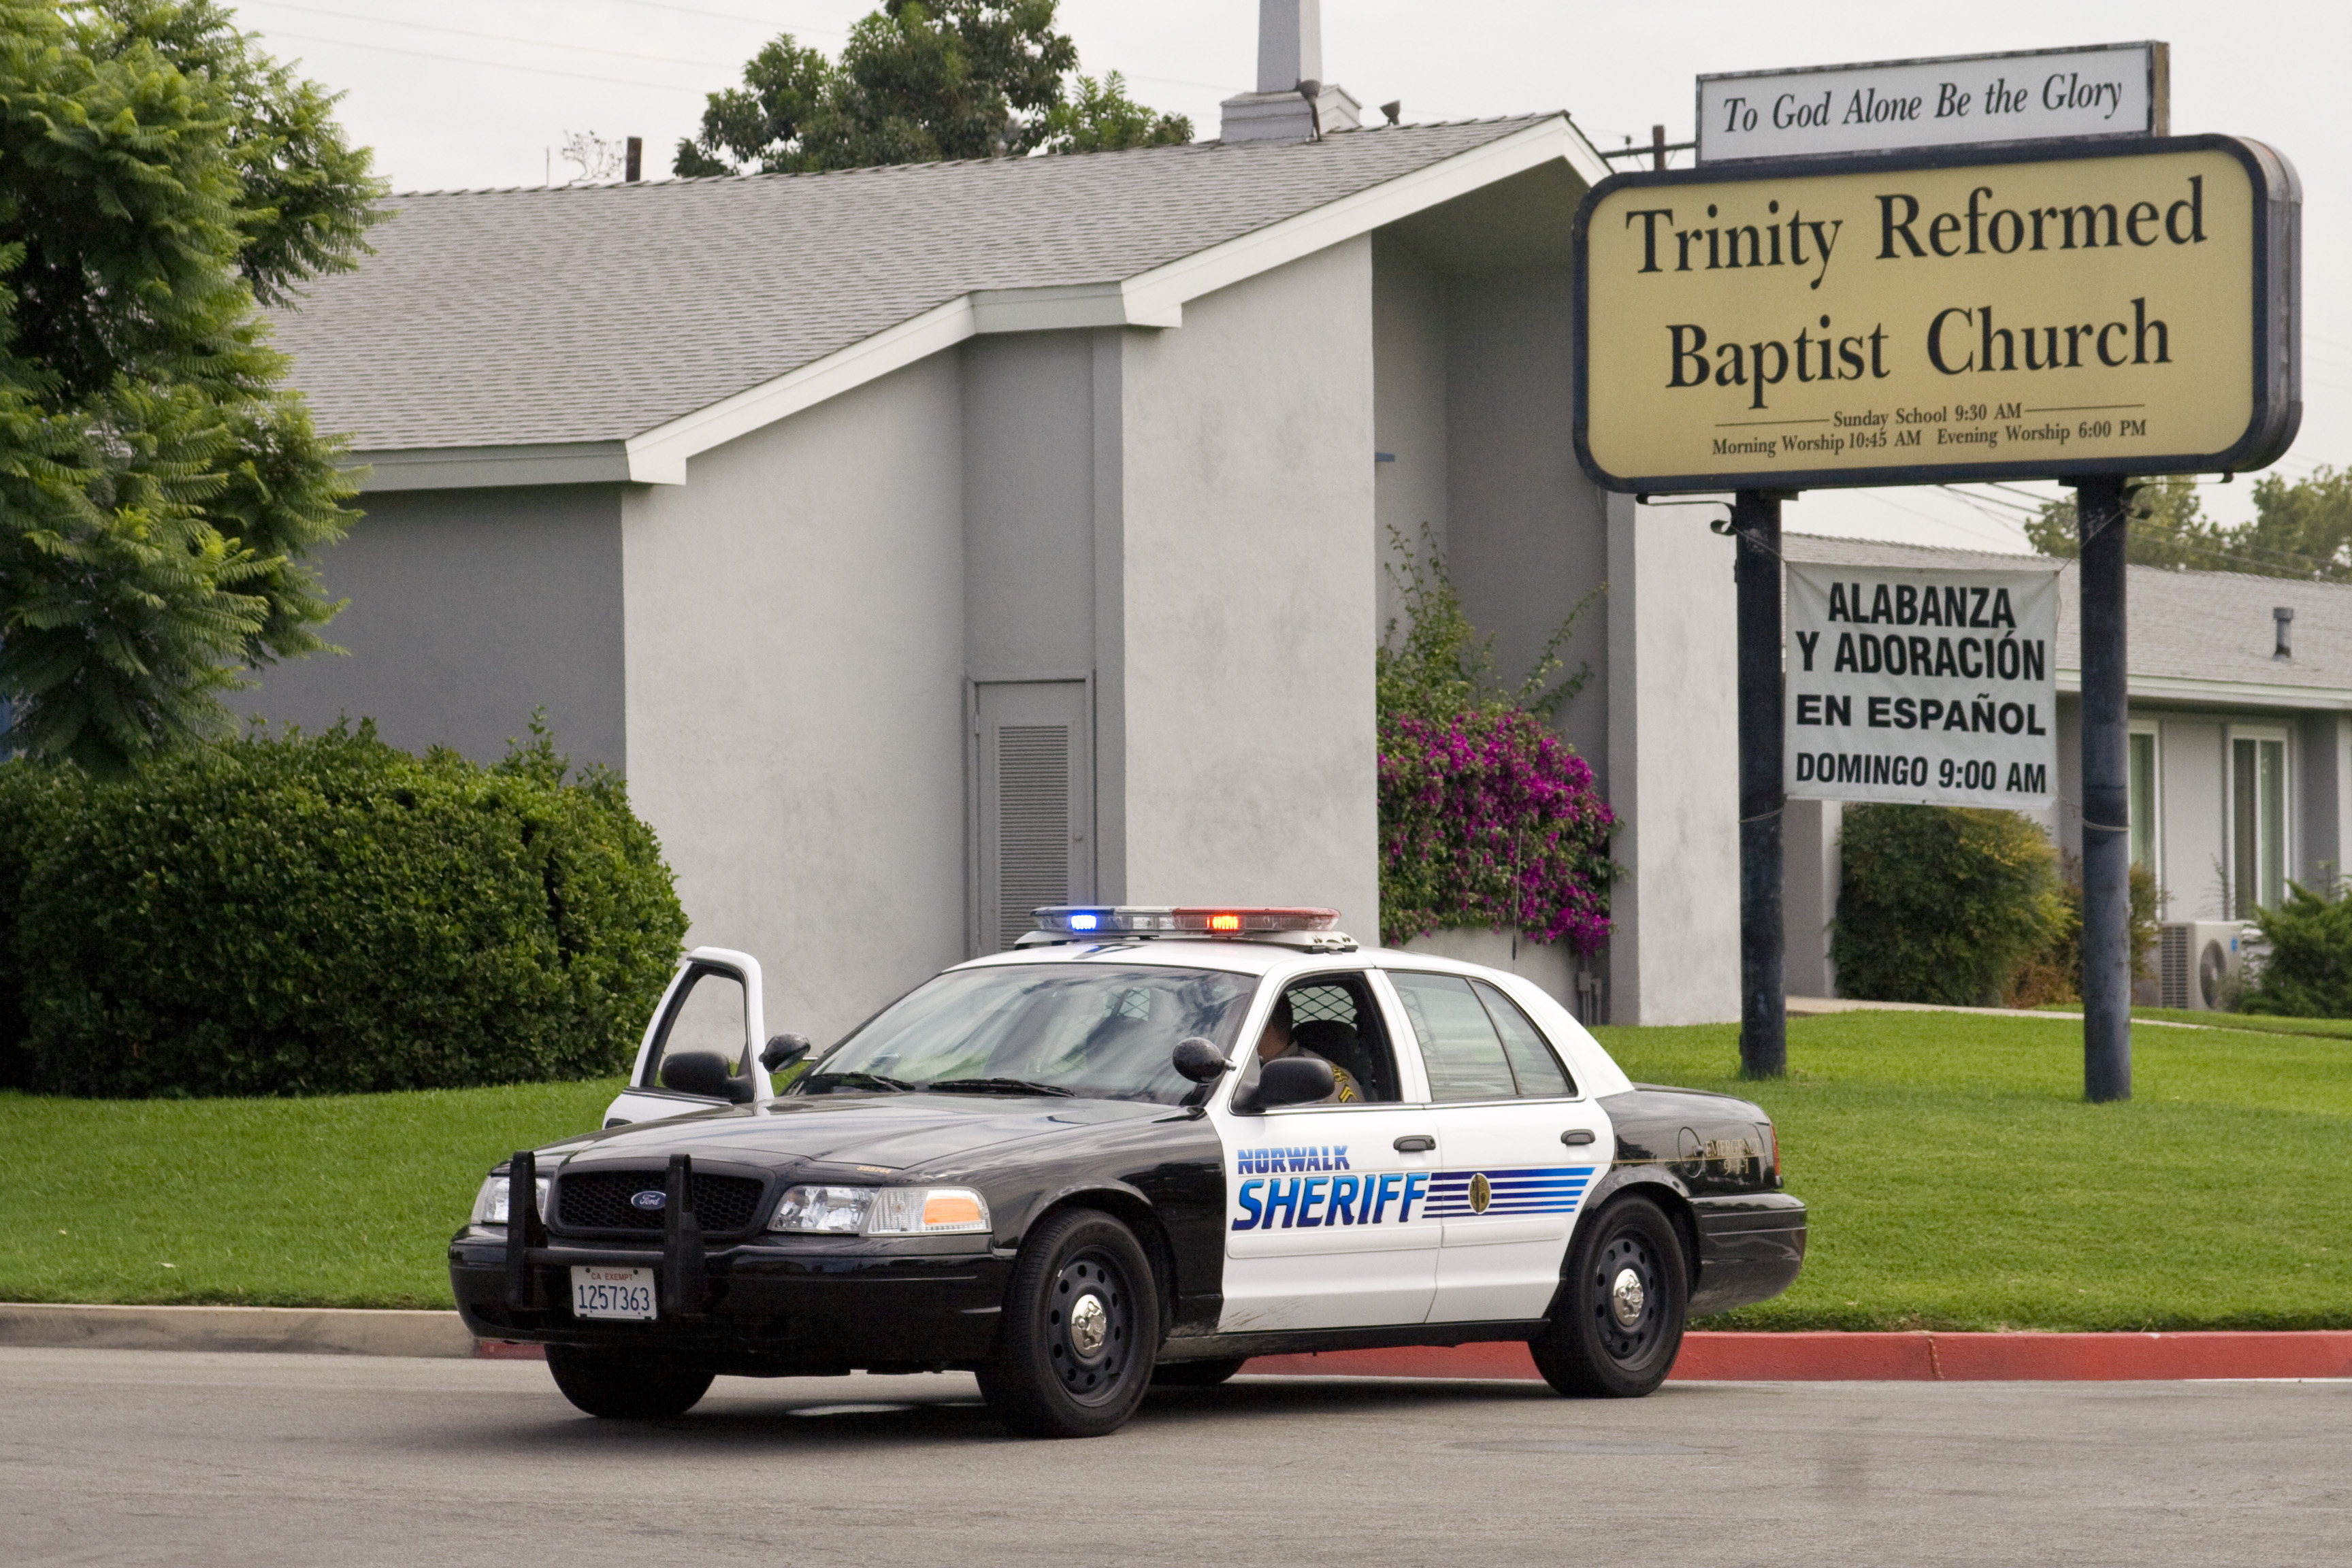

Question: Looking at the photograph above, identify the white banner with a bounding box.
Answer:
[1786,561,2060,808]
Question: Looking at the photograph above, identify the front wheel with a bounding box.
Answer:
[977,1209,1158,1437]
[1528,1195,1688,1399]
[544,1344,715,1419]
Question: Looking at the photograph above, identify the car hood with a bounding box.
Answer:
[544,1092,1174,1174]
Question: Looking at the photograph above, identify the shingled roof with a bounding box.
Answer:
[1786,532,2352,702]
[272,116,1572,460]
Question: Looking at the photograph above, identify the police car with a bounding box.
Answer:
[449,906,1806,1439]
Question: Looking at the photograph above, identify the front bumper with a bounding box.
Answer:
[1688,1192,1808,1316]
[450,1228,1013,1373]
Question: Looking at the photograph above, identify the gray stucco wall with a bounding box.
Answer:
[238,485,626,768]
[621,355,968,1043]
[964,332,1096,679]
[1107,238,1382,934]
[1441,266,1610,779]
[1371,237,1449,636]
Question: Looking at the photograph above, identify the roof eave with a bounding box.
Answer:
[2055,671,2352,710]
[347,116,1599,492]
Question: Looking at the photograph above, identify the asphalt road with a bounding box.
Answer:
[5,1349,2347,1567]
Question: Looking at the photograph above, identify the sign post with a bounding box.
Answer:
[2076,474,2132,1100]
[1735,490,1788,1077]
[1574,120,2298,1095]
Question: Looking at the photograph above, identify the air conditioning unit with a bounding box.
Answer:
[2157,921,2253,1011]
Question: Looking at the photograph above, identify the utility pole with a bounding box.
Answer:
[1734,489,1788,1078]
[2076,475,2132,1101]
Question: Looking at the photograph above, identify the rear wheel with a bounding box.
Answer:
[1152,1356,1246,1388]
[544,1344,714,1419]
[1528,1195,1688,1399]
[978,1209,1158,1438]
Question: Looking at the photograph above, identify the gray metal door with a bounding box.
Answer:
[975,681,1092,952]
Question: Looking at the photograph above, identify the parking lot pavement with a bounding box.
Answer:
[5,1349,2347,1568]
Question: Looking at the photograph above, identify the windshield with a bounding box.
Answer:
[797,964,1255,1106]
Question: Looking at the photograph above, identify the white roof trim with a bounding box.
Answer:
[2057,670,2352,710]
[353,117,1601,491]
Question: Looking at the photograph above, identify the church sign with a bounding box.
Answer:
[1572,135,2300,494]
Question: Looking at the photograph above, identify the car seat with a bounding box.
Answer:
[1290,1019,1387,1101]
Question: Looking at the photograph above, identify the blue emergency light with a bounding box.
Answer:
[1032,906,1341,937]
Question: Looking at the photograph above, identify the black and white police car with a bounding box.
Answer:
[451,906,1806,1438]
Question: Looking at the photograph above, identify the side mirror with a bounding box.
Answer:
[1247,1056,1335,1110]
[760,1033,813,1073]
[661,1050,753,1104]
[1171,1036,1230,1083]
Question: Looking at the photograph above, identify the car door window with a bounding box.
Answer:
[1387,973,1516,1102]
[1474,980,1576,1098]
[643,966,748,1091]
[1273,974,1402,1103]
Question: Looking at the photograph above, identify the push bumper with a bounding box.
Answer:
[1688,1192,1808,1315]
[452,1149,1010,1373]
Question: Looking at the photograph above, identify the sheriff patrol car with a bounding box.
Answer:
[449,907,1806,1439]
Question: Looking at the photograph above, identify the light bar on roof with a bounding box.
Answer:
[1032,906,1341,936]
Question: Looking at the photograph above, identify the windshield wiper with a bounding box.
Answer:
[924,1077,1076,1098]
[805,1071,917,1094]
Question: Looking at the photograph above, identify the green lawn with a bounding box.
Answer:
[1597,1012,2352,1331]
[2031,1004,2352,1042]
[4,1011,2348,1329]
[0,1079,621,1308]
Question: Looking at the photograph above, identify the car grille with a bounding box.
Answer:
[556,1171,767,1233]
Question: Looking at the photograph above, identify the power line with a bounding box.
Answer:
[241,1,734,69]
[260,27,710,92]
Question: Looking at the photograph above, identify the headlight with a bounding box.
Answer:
[471,1173,550,1226]
[768,1185,990,1236]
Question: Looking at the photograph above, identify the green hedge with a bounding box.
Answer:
[0,722,687,1098]
[1832,804,2063,1007]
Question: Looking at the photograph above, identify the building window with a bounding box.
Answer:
[2230,730,2287,914]
[2127,727,2158,876]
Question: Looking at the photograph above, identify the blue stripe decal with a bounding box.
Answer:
[1422,1164,1597,1218]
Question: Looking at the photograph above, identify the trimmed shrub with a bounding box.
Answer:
[0,762,81,1088]
[2002,856,2161,1009]
[1833,804,2063,1007]
[7,721,686,1098]
[2242,880,2352,1017]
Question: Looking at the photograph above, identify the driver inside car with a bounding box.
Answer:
[1254,994,1360,1103]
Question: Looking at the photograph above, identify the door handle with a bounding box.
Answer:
[1561,1128,1597,1146]
[1392,1134,1435,1153]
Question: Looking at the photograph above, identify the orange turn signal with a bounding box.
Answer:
[922,1193,985,1228]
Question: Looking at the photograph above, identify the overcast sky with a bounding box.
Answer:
[227,0,2348,559]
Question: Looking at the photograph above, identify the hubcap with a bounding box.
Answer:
[1610,1267,1646,1328]
[1068,1292,1108,1356]
[1045,1250,1133,1405]
[1591,1229,1661,1366]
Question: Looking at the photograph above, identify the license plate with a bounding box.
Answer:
[570,1264,656,1321]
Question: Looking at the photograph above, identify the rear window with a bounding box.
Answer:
[1388,971,1578,1100]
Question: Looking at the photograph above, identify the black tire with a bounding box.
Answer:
[1152,1356,1247,1388]
[1529,1195,1689,1399]
[544,1344,715,1419]
[977,1209,1158,1438]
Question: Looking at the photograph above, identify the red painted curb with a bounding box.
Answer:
[474,1339,546,1360]
[1241,1330,2352,1383]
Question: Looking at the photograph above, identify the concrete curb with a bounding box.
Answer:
[7,1307,2348,1379]
[0,1303,478,1359]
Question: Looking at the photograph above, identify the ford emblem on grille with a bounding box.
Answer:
[630,1190,666,1211]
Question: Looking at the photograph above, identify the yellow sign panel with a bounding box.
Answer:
[1573,135,2298,491]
